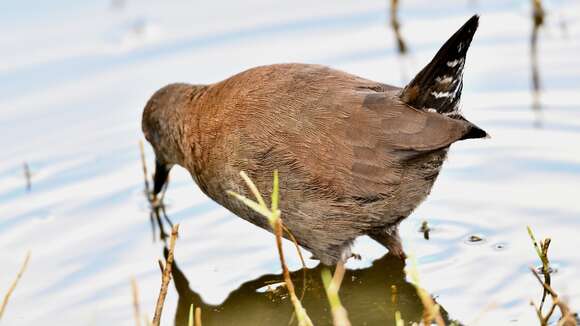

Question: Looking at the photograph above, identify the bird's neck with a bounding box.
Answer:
[177,84,212,193]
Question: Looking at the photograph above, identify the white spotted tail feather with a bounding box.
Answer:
[400,15,479,116]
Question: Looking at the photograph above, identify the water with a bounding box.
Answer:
[1,0,579,325]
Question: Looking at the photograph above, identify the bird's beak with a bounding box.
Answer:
[153,159,171,195]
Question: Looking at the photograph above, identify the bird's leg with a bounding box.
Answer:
[370,226,407,260]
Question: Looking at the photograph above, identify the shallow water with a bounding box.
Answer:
[1,0,580,325]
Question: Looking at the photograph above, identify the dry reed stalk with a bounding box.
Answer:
[0,251,31,321]
[530,267,578,326]
[151,224,180,326]
[131,277,142,326]
[281,223,309,303]
[139,141,152,197]
[273,218,313,326]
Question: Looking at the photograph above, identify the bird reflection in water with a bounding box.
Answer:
[166,251,459,326]
[530,0,545,128]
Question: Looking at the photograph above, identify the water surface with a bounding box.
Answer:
[1,0,580,325]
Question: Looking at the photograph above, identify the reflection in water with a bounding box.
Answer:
[530,0,545,128]
[148,197,173,242]
[140,141,174,242]
[388,0,409,83]
[388,0,407,55]
[23,162,31,192]
[168,252,459,326]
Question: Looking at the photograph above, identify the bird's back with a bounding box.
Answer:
[198,64,468,192]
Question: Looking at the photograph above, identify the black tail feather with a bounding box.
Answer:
[400,15,479,114]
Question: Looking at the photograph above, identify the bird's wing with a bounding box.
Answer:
[321,87,476,197]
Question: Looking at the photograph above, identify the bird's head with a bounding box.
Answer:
[141,84,191,196]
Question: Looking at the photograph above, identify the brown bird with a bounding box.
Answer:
[142,15,487,265]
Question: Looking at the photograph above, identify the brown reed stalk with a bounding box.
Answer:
[152,224,180,326]
[0,251,31,321]
[139,141,152,197]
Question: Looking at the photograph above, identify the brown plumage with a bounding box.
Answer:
[142,15,487,265]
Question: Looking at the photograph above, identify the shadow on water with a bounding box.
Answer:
[530,0,545,128]
[166,250,459,326]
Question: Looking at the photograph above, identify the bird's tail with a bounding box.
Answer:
[400,15,479,115]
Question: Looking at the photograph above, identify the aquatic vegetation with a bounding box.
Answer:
[528,226,577,326]
[321,263,351,326]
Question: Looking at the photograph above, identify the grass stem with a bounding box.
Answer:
[152,224,179,326]
[0,251,31,321]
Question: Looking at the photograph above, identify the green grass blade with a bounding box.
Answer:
[227,191,272,219]
[239,171,267,208]
[188,304,194,326]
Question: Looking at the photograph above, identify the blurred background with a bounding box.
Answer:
[1,0,579,325]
